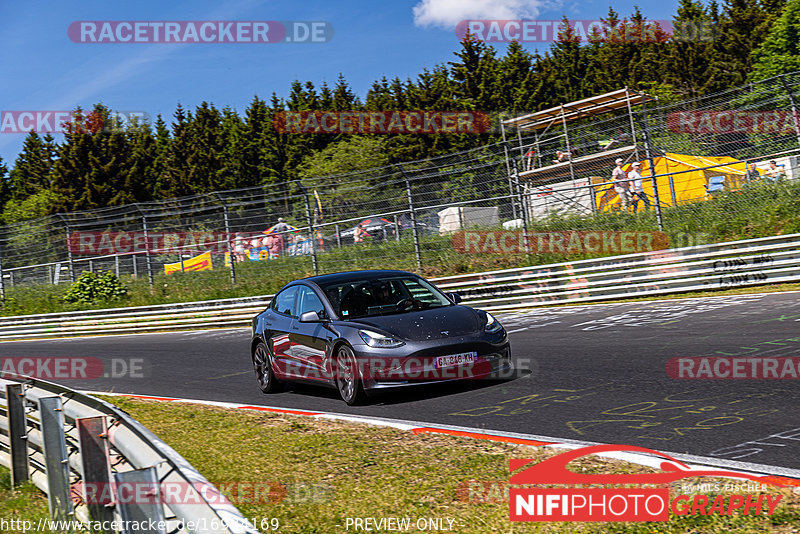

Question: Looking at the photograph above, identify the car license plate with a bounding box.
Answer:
[434,352,477,369]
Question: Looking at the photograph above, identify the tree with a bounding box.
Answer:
[9,132,57,200]
[665,0,715,98]
[750,0,800,80]
[0,156,10,209]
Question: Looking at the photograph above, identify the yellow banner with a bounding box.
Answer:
[164,251,213,275]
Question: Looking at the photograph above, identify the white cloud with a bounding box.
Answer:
[413,0,547,30]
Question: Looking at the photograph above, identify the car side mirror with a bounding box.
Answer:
[448,292,463,304]
[299,311,321,322]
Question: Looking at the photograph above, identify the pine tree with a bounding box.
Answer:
[9,132,57,199]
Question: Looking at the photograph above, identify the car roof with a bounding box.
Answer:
[301,269,419,286]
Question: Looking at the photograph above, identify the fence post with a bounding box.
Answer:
[639,98,664,231]
[668,175,678,206]
[298,183,318,275]
[510,157,531,254]
[6,384,29,487]
[335,224,341,248]
[216,194,236,286]
[58,215,76,283]
[115,254,120,277]
[779,75,800,149]
[397,164,422,271]
[140,211,154,290]
[394,214,400,242]
[0,239,5,301]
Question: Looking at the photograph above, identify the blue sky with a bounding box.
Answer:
[0,0,681,165]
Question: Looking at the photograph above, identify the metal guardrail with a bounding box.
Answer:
[0,375,259,534]
[435,232,800,311]
[0,233,798,340]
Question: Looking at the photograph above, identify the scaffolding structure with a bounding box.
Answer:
[501,88,658,219]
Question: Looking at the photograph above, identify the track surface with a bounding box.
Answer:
[2,292,800,471]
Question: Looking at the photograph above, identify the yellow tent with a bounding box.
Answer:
[593,153,747,212]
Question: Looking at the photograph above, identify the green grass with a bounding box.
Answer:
[2,178,800,317]
[0,467,59,533]
[93,396,800,534]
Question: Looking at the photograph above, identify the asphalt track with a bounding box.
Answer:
[2,291,800,473]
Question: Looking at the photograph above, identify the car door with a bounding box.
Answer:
[290,285,331,381]
[265,285,298,376]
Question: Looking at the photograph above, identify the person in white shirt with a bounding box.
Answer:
[612,158,631,211]
[628,162,650,211]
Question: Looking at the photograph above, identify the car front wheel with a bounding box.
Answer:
[335,344,366,405]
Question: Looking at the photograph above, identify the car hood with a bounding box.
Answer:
[349,305,480,341]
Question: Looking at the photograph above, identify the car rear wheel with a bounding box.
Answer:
[335,344,366,405]
[253,342,281,393]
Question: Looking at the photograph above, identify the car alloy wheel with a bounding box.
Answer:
[253,342,280,393]
[335,344,366,405]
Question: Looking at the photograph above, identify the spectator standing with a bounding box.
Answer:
[524,146,536,170]
[629,162,650,211]
[612,158,631,212]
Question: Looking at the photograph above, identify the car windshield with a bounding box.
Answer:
[320,276,452,319]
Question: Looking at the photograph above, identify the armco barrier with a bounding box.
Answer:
[0,375,259,534]
[0,233,798,340]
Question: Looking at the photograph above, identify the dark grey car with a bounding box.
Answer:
[250,270,511,405]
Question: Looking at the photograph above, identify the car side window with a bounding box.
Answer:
[297,286,326,318]
[272,286,298,317]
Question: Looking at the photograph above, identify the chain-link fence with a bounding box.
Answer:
[2,73,800,298]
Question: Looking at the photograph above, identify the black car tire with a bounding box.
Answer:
[253,341,282,393]
[334,344,367,405]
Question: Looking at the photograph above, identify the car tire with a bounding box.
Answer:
[253,341,281,393]
[334,344,367,406]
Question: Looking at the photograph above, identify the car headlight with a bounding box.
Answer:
[359,329,405,348]
[485,312,503,334]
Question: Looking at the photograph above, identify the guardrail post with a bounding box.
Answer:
[39,396,74,522]
[77,416,115,529]
[59,215,76,283]
[115,467,167,534]
[397,164,422,271]
[6,384,29,487]
[298,183,318,275]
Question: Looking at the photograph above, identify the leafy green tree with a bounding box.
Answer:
[750,0,800,80]
[298,136,391,220]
